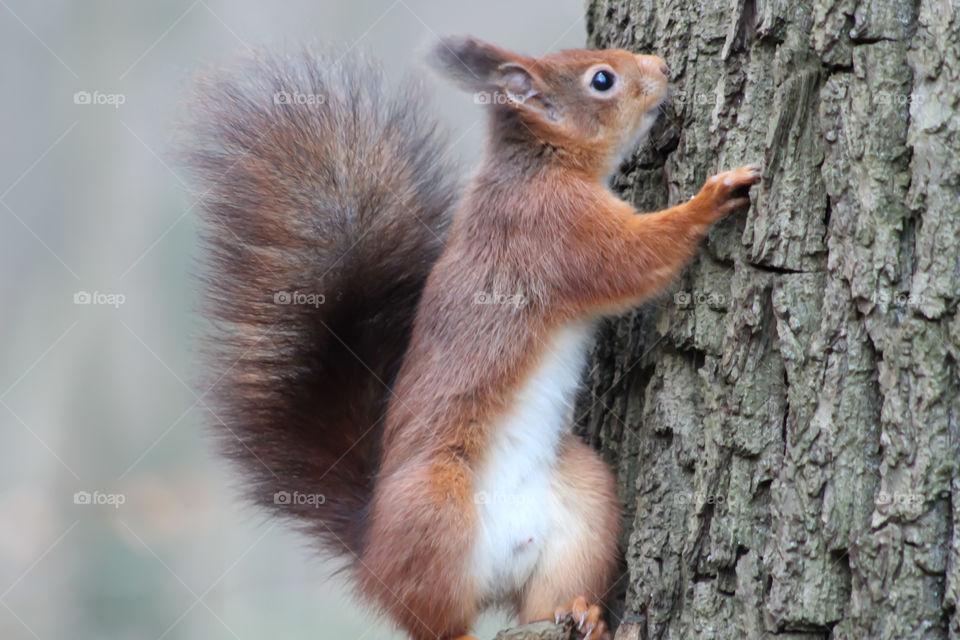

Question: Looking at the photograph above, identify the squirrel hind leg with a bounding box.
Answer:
[517,435,620,637]
[359,459,480,640]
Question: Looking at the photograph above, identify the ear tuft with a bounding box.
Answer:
[429,36,514,90]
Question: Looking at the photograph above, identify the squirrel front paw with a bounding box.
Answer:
[695,164,762,221]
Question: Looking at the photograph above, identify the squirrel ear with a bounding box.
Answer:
[495,61,559,123]
[430,37,557,124]
[430,36,523,90]
[496,63,538,104]
[431,37,554,121]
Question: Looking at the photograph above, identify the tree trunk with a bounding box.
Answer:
[572,1,960,638]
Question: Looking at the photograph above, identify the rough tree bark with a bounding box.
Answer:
[566,1,960,639]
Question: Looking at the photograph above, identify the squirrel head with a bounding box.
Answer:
[431,37,668,180]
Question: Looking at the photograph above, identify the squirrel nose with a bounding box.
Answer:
[636,54,669,79]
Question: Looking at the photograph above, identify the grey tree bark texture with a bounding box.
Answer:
[566,1,960,639]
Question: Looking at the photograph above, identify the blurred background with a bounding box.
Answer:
[0,1,585,638]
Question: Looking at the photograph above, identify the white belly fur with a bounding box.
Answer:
[470,321,595,604]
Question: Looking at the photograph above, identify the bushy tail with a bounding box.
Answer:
[183,48,458,559]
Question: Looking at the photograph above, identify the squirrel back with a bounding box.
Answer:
[183,48,459,559]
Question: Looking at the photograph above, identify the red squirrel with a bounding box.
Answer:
[185,37,760,640]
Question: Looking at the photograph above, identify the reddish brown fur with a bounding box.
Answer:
[360,38,760,639]
[189,39,759,640]
[185,49,459,560]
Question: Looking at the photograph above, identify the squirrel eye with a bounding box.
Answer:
[590,70,616,92]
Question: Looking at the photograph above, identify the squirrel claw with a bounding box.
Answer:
[698,164,762,219]
[553,596,611,640]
